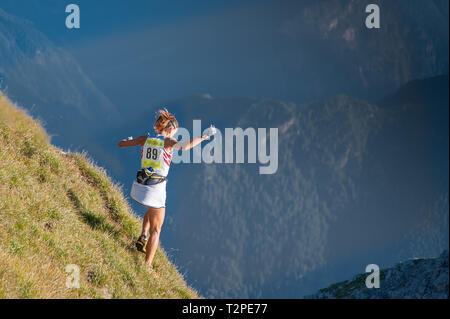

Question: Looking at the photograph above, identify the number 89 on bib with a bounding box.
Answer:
[141,138,164,170]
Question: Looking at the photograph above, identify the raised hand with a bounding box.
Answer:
[202,125,217,140]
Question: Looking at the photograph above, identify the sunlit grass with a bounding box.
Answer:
[0,91,198,299]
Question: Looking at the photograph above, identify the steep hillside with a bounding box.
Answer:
[308,250,449,299]
[0,91,197,299]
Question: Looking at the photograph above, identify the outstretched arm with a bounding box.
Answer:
[117,135,147,148]
[169,136,208,151]
[166,125,217,151]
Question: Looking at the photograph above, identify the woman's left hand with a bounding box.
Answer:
[202,125,217,140]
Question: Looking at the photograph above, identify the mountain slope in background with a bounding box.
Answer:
[66,0,449,109]
[0,91,197,298]
[309,250,449,299]
[0,8,120,149]
[281,0,449,100]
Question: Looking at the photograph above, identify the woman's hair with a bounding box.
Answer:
[154,108,178,134]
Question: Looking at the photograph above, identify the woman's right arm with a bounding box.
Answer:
[117,135,147,148]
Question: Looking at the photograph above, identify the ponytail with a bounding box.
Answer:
[154,108,178,134]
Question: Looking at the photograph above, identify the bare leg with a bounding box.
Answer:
[145,207,166,267]
[141,208,152,237]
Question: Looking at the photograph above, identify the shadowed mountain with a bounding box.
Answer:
[0,8,120,150]
[66,0,449,110]
[279,0,449,100]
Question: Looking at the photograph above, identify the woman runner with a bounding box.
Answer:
[118,109,216,268]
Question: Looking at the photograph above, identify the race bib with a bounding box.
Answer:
[141,137,164,170]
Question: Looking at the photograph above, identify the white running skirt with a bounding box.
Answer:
[130,180,167,208]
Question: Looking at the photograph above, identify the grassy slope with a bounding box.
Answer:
[0,91,198,299]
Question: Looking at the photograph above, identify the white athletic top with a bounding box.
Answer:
[140,134,172,177]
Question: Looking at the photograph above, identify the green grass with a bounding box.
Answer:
[0,91,198,299]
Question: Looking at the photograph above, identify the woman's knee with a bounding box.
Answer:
[150,219,163,235]
[143,210,152,221]
[150,225,162,236]
[148,208,165,235]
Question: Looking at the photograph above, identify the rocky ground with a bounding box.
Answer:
[308,251,449,299]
